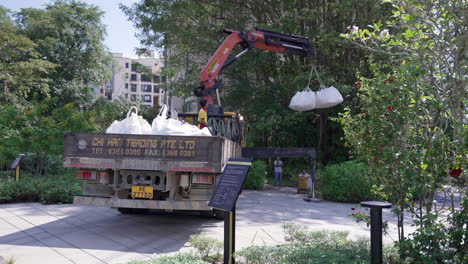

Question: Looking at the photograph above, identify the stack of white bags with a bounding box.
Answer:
[106,105,211,136]
[289,86,343,112]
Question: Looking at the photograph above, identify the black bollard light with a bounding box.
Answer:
[360,201,392,264]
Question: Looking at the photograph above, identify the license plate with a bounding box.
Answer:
[131,186,153,199]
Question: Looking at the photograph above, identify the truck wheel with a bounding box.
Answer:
[200,210,215,218]
[213,209,225,220]
[117,208,149,214]
[117,207,132,214]
[132,208,149,214]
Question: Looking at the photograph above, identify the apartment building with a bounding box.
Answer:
[105,52,166,107]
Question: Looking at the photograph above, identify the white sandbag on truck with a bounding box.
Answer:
[106,106,152,134]
[315,86,343,109]
[151,104,211,136]
[289,87,316,112]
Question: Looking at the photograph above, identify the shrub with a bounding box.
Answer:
[398,200,468,263]
[235,246,290,264]
[21,153,67,176]
[127,253,208,264]
[236,223,373,264]
[243,160,267,190]
[318,160,376,203]
[0,172,81,204]
[188,234,222,263]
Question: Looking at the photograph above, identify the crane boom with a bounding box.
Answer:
[193,28,314,105]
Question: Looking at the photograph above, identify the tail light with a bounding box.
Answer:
[192,174,214,184]
[76,170,97,180]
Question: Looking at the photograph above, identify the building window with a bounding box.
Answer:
[131,84,137,92]
[125,93,128,99]
[141,84,152,92]
[130,94,136,101]
[141,74,152,82]
[125,73,129,79]
[100,89,103,94]
[125,62,129,68]
[153,87,159,93]
[125,83,128,89]
[131,74,137,81]
[142,95,152,102]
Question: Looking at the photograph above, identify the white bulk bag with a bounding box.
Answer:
[151,105,169,135]
[106,106,152,134]
[289,88,316,112]
[315,86,343,109]
[151,104,211,136]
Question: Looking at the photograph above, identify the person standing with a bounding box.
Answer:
[197,99,208,129]
[274,157,284,185]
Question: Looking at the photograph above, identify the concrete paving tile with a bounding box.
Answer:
[40,220,81,236]
[1,243,75,264]
[39,235,107,264]
[58,229,133,255]
[0,232,45,253]
[0,211,36,231]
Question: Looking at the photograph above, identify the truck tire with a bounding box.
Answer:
[117,208,149,214]
[117,207,132,214]
[213,209,225,220]
[200,209,225,220]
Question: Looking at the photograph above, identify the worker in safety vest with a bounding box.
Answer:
[198,99,208,129]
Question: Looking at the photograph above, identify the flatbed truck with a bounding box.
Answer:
[63,132,240,217]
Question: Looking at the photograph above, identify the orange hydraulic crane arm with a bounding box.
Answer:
[193,28,314,104]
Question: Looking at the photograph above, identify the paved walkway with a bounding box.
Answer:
[0,186,414,264]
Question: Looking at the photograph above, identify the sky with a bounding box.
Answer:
[1,0,142,58]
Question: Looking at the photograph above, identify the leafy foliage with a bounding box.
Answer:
[243,160,267,190]
[188,234,223,263]
[318,161,375,203]
[16,0,112,105]
[235,223,381,264]
[0,99,126,174]
[121,0,395,165]
[0,6,55,106]
[127,253,208,264]
[340,0,466,247]
[0,172,81,204]
[398,200,468,263]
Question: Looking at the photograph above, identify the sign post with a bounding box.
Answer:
[361,201,392,264]
[209,158,252,264]
[10,154,25,182]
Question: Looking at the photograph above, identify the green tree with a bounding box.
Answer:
[122,0,393,164]
[15,0,112,105]
[339,0,466,259]
[0,98,97,175]
[0,6,55,106]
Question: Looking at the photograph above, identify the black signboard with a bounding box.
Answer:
[209,158,251,212]
[10,154,25,169]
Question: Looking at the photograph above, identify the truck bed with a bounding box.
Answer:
[63,132,241,173]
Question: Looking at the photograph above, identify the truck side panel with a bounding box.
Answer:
[63,132,236,172]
